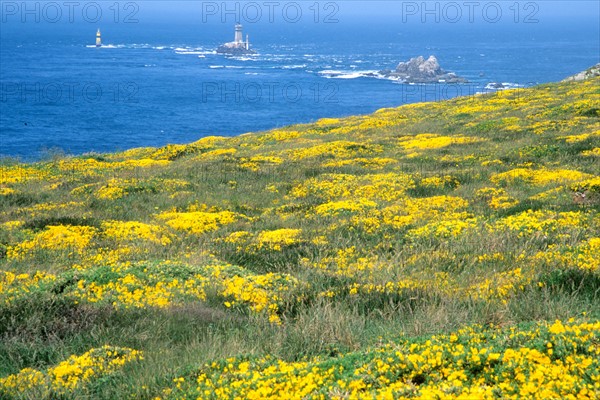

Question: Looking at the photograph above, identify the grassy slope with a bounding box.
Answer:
[0,78,599,398]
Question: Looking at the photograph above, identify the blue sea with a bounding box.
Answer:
[1,1,598,160]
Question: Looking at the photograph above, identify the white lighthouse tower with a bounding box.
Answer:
[95,29,102,47]
[234,23,243,45]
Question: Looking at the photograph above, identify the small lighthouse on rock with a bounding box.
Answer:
[95,29,102,47]
[216,23,255,55]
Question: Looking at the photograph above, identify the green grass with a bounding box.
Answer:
[0,78,599,398]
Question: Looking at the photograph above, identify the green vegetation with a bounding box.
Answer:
[1,78,599,399]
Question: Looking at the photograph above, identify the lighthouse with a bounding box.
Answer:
[216,24,256,55]
[234,23,243,44]
[95,29,102,47]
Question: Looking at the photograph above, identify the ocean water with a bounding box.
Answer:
[1,4,598,160]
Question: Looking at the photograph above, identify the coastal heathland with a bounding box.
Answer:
[1,77,599,399]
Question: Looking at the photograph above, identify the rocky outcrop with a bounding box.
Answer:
[562,63,600,82]
[216,43,256,56]
[379,55,467,83]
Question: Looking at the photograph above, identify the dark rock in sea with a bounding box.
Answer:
[216,44,257,56]
[379,55,468,84]
[361,72,380,78]
[488,82,506,89]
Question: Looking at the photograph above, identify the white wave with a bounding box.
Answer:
[318,69,381,79]
[86,44,121,49]
[280,64,307,69]
[334,72,364,79]
[260,57,295,63]
[229,56,259,61]
[319,69,344,75]
[210,65,225,69]
[87,44,155,49]
[89,44,212,52]
[318,69,420,83]
[175,50,207,55]
[170,46,215,55]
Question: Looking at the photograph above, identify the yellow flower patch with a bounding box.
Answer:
[491,168,592,186]
[397,133,483,151]
[7,225,97,260]
[381,195,471,230]
[238,155,284,171]
[558,131,599,143]
[69,261,302,323]
[255,229,303,251]
[315,199,377,216]
[493,210,589,237]
[0,271,57,305]
[466,268,533,304]
[408,216,478,240]
[222,273,300,324]
[582,147,600,157]
[0,186,18,196]
[418,175,460,190]
[0,164,51,185]
[290,173,415,202]
[160,320,600,399]
[0,346,142,397]
[258,130,301,142]
[101,220,171,245]
[157,210,238,235]
[194,148,237,161]
[475,187,519,210]
[289,141,382,160]
[74,273,202,309]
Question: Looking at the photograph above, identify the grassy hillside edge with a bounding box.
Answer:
[1,78,599,399]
